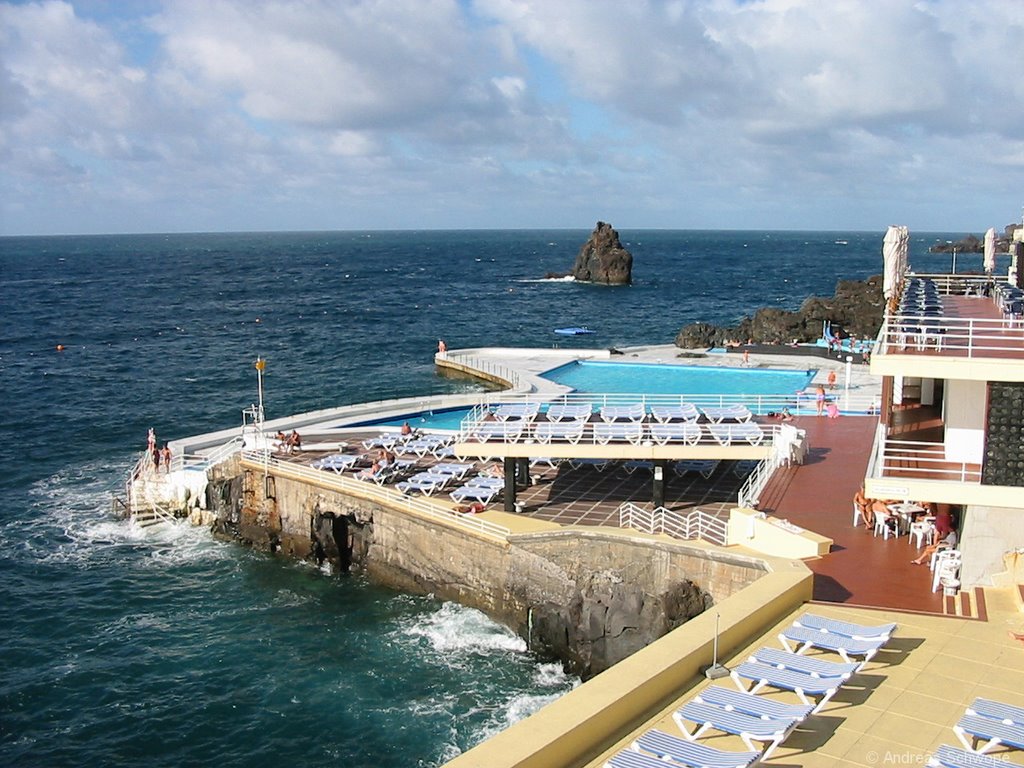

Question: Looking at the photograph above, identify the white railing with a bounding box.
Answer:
[240,450,512,542]
[876,438,982,484]
[905,273,996,295]
[619,503,728,546]
[876,314,1024,358]
[737,456,776,509]
[437,352,524,390]
[176,435,245,472]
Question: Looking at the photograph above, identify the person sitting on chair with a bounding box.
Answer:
[911,528,957,565]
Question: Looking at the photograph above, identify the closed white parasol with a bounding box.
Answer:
[882,225,909,306]
[984,227,996,274]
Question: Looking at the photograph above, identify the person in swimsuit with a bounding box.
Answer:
[815,385,827,416]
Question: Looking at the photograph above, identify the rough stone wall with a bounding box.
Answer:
[210,470,768,679]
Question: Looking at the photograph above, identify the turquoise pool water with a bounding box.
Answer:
[542,361,815,396]
[350,407,470,431]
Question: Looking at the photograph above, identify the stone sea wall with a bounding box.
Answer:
[205,465,769,679]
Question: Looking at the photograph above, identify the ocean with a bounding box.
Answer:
[0,229,968,766]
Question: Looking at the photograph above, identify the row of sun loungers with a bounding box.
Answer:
[603,612,898,768]
[471,419,766,446]
[922,697,1024,765]
[487,402,753,424]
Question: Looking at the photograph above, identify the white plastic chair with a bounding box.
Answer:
[853,502,861,526]
[932,550,962,592]
[873,511,894,539]
[908,519,934,549]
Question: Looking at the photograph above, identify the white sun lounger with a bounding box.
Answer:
[535,419,585,444]
[310,454,359,473]
[794,613,898,640]
[779,625,888,668]
[731,661,843,713]
[650,402,700,423]
[492,402,540,421]
[395,472,450,496]
[426,462,475,480]
[702,404,753,423]
[471,421,523,443]
[622,460,653,475]
[648,421,702,446]
[546,403,592,421]
[674,459,719,479]
[674,700,798,758]
[449,485,500,505]
[928,744,1018,768]
[631,729,761,768]
[694,685,814,722]
[708,422,765,446]
[749,646,859,680]
[361,433,398,450]
[593,421,644,445]
[599,403,646,422]
[569,458,609,471]
[953,713,1024,754]
[464,475,504,489]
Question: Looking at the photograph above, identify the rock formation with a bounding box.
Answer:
[675,275,885,349]
[570,221,633,284]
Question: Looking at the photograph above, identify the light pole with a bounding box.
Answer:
[254,357,266,425]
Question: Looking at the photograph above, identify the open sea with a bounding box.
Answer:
[0,229,972,766]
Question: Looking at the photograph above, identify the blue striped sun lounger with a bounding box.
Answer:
[599,403,646,422]
[779,624,888,667]
[310,454,359,473]
[427,462,475,480]
[471,421,523,442]
[702,404,753,423]
[675,459,719,479]
[492,402,540,421]
[449,485,500,505]
[954,713,1024,755]
[395,473,450,496]
[749,646,859,680]
[928,744,1018,768]
[593,421,644,445]
[794,613,898,640]
[694,685,814,722]
[708,422,765,446]
[630,729,760,768]
[650,402,700,423]
[731,661,843,713]
[535,419,585,444]
[674,700,798,758]
[966,697,1024,727]
[546,403,592,421]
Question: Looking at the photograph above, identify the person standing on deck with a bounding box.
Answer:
[827,370,837,390]
[161,444,172,473]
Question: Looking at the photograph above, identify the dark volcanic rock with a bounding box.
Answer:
[570,221,633,284]
[674,274,884,349]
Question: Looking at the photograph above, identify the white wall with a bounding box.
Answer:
[943,379,986,463]
[960,505,1024,587]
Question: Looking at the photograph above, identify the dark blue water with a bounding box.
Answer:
[0,229,962,766]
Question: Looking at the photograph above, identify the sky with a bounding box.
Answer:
[1,0,1022,236]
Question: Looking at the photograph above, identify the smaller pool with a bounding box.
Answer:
[348,407,470,431]
[542,361,815,396]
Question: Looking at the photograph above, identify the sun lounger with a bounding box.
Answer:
[731,661,843,713]
[928,744,1016,768]
[361,433,398,450]
[492,402,540,421]
[648,421,702,446]
[310,454,359,473]
[535,419,585,444]
[546,403,592,421]
[569,458,609,471]
[449,485,500,505]
[395,472,450,496]
[593,421,644,445]
[471,421,523,443]
[355,460,414,485]
[631,729,760,768]
[599,403,646,422]
[749,646,859,680]
[694,685,814,722]
[464,475,504,489]
[794,613,897,640]
[708,422,765,446]
[702,404,753,423]
[966,698,1024,727]
[426,462,475,480]
[650,402,700,423]
[674,459,719,479]
[673,700,798,758]
[732,459,759,477]
[953,713,1024,754]
[622,460,653,475]
[529,456,561,469]
[778,625,888,667]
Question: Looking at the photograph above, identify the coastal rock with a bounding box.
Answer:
[570,221,633,285]
[675,274,884,348]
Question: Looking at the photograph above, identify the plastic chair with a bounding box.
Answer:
[873,511,894,539]
[932,550,962,592]
[909,519,934,549]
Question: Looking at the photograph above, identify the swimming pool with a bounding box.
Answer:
[348,407,470,431]
[541,361,815,396]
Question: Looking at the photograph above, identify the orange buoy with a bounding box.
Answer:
[56,344,65,352]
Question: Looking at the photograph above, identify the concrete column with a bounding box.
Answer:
[503,457,517,512]
[652,460,667,508]
[516,457,530,489]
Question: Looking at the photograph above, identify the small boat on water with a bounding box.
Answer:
[554,327,594,336]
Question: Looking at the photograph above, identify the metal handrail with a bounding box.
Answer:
[618,503,728,546]
[877,313,1024,358]
[240,450,512,542]
[876,438,982,483]
[438,352,523,390]
[737,456,775,509]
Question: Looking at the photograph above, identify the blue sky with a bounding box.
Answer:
[1,0,1022,236]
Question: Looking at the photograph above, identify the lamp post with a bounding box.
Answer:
[254,357,266,425]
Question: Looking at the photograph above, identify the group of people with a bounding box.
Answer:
[274,430,303,454]
[146,428,172,473]
[358,447,396,479]
[853,485,958,559]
